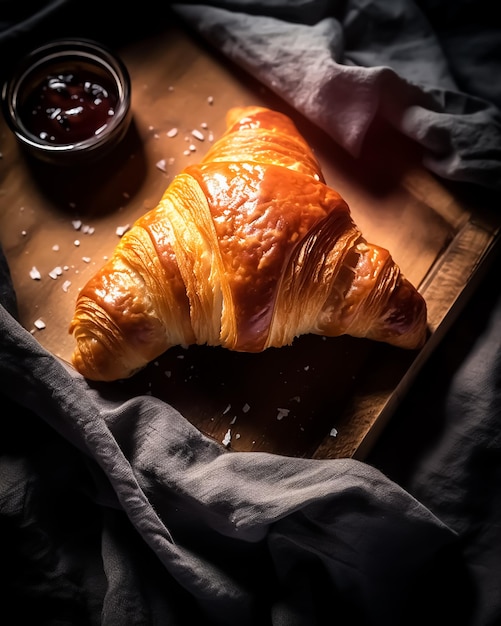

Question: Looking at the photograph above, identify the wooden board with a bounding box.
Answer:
[1,20,499,459]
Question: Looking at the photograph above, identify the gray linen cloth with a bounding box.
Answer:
[1,1,501,624]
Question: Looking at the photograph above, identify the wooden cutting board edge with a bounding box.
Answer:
[313,218,501,460]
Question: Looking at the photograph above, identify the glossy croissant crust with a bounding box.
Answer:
[69,105,428,381]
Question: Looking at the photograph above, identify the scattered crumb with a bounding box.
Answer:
[33,318,46,330]
[116,224,130,237]
[276,408,290,421]
[29,267,41,280]
[62,280,71,292]
[222,429,231,447]
[330,428,338,437]
[156,159,167,172]
[48,266,63,279]
[191,129,204,141]
[166,127,178,138]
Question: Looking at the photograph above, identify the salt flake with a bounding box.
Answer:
[222,429,232,447]
[191,129,204,141]
[116,224,130,237]
[48,266,63,280]
[276,408,290,421]
[29,267,41,280]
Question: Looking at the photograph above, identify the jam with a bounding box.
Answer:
[21,69,119,144]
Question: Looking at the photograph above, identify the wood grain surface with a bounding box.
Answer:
[1,20,499,459]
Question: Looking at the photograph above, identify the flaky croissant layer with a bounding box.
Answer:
[69,106,428,381]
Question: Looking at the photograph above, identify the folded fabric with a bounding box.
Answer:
[1,1,501,623]
[1,273,460,625]
[173,0,501,191]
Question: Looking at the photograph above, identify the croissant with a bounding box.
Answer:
[69,105,428,381]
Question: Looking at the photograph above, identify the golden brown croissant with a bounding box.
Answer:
[69,105,428,381]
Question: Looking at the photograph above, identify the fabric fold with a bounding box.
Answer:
[173,1,501,191]
[0,299,458,624]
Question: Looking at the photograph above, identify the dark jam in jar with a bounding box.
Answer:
[21,69,119,144]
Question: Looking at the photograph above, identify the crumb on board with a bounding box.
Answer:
[276,408,290,421]
[29,267,41,280]
[116,224,130,237]
[48,266,63,280]
[191,129,204,141]
[222,429,231,447]
[33,318,46,330]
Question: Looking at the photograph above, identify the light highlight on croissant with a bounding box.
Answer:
[69,106,428,381]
